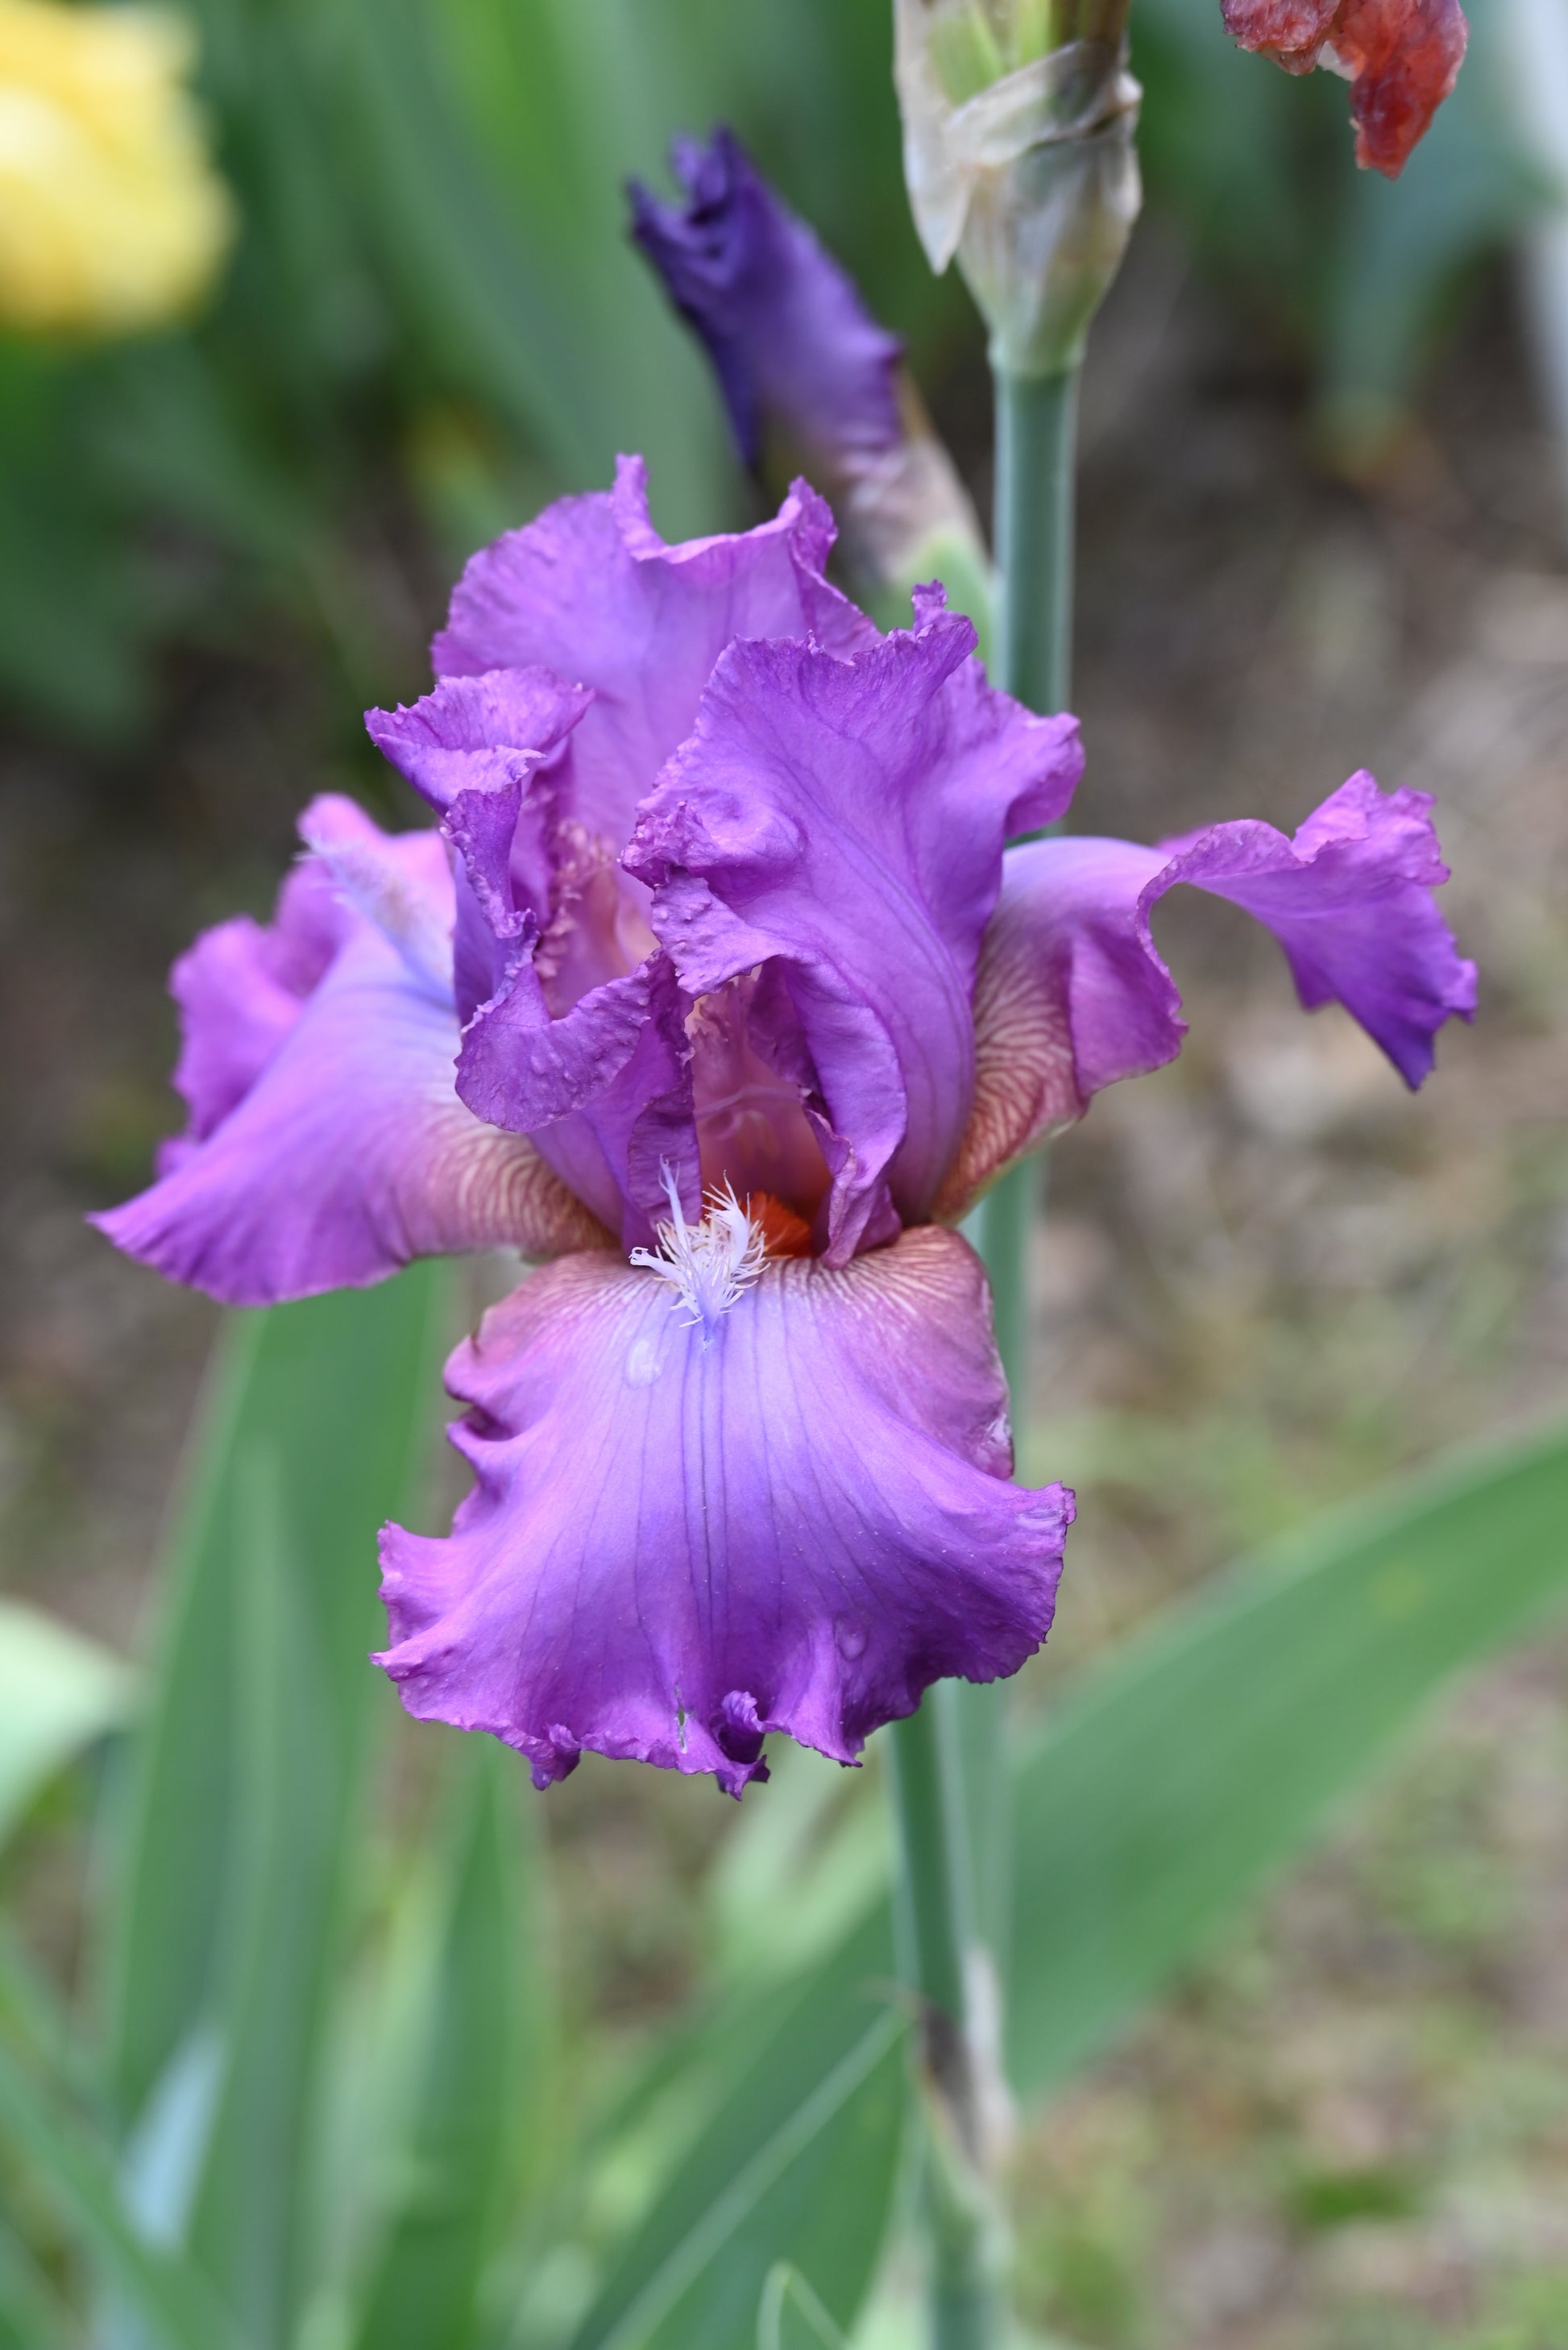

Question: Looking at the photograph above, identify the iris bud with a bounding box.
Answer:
[894,0,1141,378]
[630,130,992,634]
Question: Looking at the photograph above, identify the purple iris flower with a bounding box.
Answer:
[97,460,1475,1795]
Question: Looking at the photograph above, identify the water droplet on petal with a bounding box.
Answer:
[835,1615,868,1660]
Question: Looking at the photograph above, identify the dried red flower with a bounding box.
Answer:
[1222,0,1467,176]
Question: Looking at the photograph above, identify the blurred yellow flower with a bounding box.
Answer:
[0,0,232,334]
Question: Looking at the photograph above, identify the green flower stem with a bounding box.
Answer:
[888,357,1085,2340]
[977,358,1080,1408]
[956,355,1081,1932]
[884,356,1083,2348]
[886,1687,1006,2350]
[995,363,1077,718]
[887,1683,974,2030]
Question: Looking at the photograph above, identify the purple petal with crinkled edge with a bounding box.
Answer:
[95,799,607,1303]
[367,669,595,1028]
[375,1225,1072,1796]
[159,857,346,1167]
[1188,772,1479,1073]
[367,663,699,1248]
[459,949,699,1251]
[629,128,903,474]
[941,770,1476,1213]
[628,603,1082,1260]
[366,668,590,820]
[431,459,877,853]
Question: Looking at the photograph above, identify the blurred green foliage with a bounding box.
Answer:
[0,0,1547,747]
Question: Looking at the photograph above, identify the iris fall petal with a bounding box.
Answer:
[376,1225,1072,1795]
[95,798,605,1302]
[944,770,1475,1209]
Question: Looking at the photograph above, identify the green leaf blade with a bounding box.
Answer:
[757,2260,850,2350]
[0,2041,240,2350]
[96,1268,450,2344]
[351,1742,542,2350]
[570,1911,906,2350]
[0,1602,133,1854]
[1005,1416,1568,2096]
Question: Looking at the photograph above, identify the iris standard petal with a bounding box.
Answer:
[628,601,1082,1259]
[375,1225,1072,1796]
[431,457,877,851]
[365,667,590,824]
[943,770,1476,1210]
[367,666,699,1248]
[95,799,606,1304]
[458,946,702,1252]
[366,668,595,1028]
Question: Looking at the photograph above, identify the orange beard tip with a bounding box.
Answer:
[747,1192,815,1259]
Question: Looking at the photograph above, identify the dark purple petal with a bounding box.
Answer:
[942,771,1476,1211]
[628,602,1082,1259]
[629,128,902,475]
[94,797,608,1304]
[375,1226,1072,1795]
[431,458,877,853]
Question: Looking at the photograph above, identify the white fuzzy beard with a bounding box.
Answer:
[629,1164,768,1339]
